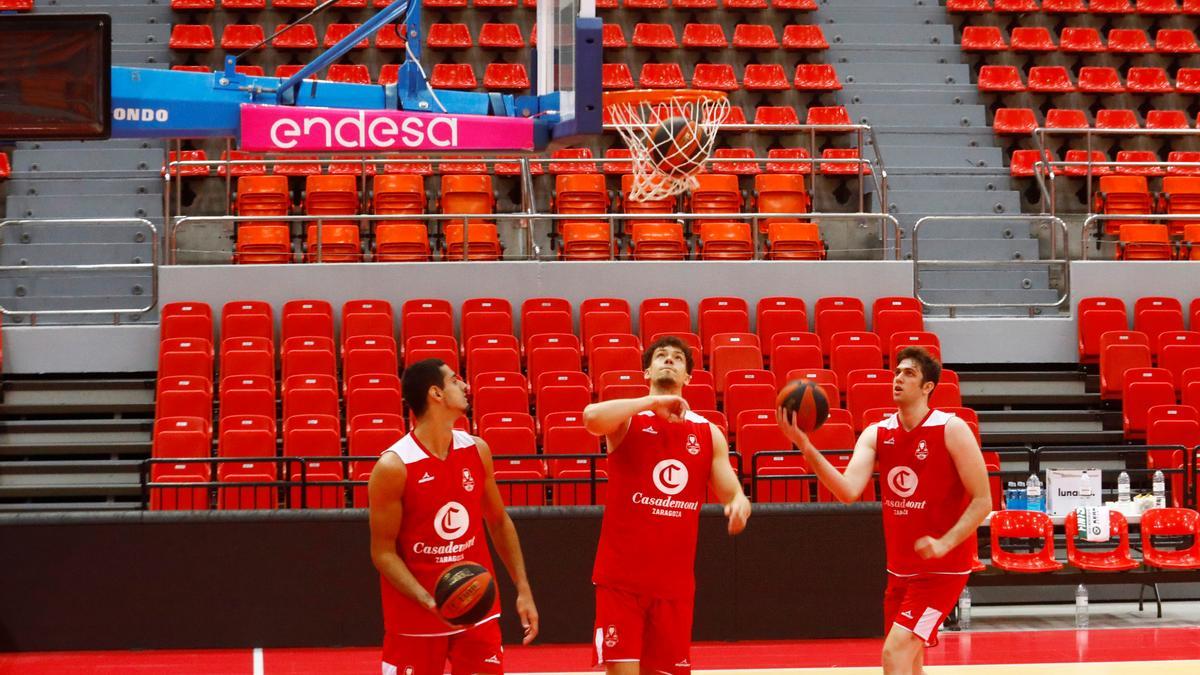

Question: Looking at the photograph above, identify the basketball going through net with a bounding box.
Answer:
[604,89,730,202]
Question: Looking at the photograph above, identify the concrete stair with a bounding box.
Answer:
[821,0,1058,315]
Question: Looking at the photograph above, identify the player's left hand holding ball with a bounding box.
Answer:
[516,589,539,645]
[914,535,950,560]
[724,493,751,535]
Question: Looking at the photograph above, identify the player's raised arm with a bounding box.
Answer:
[474,436,540,644]
[583,394,689,449]
[778,409,877,503]
[914,417,992,560]
[708,424,751,534]
[367,453,437,614]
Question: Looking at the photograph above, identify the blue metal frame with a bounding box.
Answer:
[110,1,600,148]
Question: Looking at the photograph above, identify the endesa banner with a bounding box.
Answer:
[239,104,536,152]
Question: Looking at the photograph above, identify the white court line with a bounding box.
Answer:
[253,647,264,675]
[515,661,1200,675]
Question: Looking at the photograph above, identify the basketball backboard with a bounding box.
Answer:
[536,0,602,142]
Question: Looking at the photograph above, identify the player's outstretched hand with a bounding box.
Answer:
[516,590,539,645]
[724,493,751,535]
[914,535,950,560]
[648,395,689,423]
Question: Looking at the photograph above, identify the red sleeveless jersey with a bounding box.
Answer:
[875,409,974,576]
[379,430,501,636]
[593,410,714,599]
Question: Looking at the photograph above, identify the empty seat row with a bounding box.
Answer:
[993,107,1200,134]
[963,26,1200,54]
[949,0,1200,14]
[600,23,828,51]
[986,508,1200,576]
[978,64,1199,94]
[1010,150,1200,178]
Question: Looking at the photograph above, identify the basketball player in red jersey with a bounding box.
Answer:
[584,335,751,675]
[368,359,539,675]
[778,346,990,675]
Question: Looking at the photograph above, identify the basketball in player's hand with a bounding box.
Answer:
[648,116,709,177]
[776,380,829,432]
[435,562,495,626]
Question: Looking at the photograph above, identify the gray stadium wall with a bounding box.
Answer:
[0,504,886,652]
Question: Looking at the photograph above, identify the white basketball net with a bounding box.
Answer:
[607,92,730,203]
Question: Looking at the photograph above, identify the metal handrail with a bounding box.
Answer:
[169,211,904,263]
[1030,125,1200,216]
[1084,211,1200,258]
[0,218,159,321]
[911,214,1071,314]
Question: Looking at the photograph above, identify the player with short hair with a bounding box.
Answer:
[583,335,752,675]
[369,358,539,675]
[777,346,990,675]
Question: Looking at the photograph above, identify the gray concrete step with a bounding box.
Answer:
[11,148,164,174]
[873,128,996,145]
[885,173,1013,191]
[886,189,1022,215]
[828,45,967,64]
[818,6,947,23]
[5,195,163,220]
[847,103,987,128]
[7,179,161,197]
[911,237,1041,260]
[920,268,1051,289]
[880,144,1006,170]
[834,62,972,86]
[918,287,1063,305]
[112,23,170,46]
[0,244,154,266]
[841,86,981,105]
[824,23,955,47]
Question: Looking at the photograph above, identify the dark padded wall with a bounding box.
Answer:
[0,504,886,651]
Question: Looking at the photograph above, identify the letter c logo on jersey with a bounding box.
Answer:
[887,466,919,498]
[652,459,688,496]
[434,501,470,540]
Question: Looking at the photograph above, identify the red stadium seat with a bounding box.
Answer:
[732,24,778,50]
[782,24,828,50]
[978,65,1025,93]
[993,108,1038,135]
[170,24,215,51]
[682,23,727,49]
[1028,66,1076,93]
[1141,508,1200,569]
[1065,510,1139,572]
[162,302,213,342]
[324,24,368,50]
[633,23,678,49]
[1122,368,1176,439]
[428,23,472,50]
[282,299,334,343]
[601,23,627,49]
[1010,27,1056,52]
[1059,27,1105,53]
[1108,29,1154,54]
[1099,331,1152,399]
[990,510,1064,573]
[639,63,687,89]
[961,26,1006,52]
[743,64,790,91]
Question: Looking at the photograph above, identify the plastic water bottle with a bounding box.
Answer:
[957,587,972,630]
[1117,471,1131,503]
[1152,470,1166,508]
[1075,584,1089,629]
[1080,470,1092,499]
[1026,474,1044,512]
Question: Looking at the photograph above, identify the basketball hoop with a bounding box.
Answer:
[605,89,730,202]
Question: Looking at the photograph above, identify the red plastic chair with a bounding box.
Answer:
[1065,510,1139,572]
[990,510,1065,573]
[1141,508,1200,569]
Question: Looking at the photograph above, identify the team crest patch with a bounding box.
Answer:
[404,667,414,675]
[462,468,476,492]
[915,440,928,461]
[604,625,619,648]
[686,433,701,455]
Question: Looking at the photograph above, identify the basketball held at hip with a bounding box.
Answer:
[434,561,496,626]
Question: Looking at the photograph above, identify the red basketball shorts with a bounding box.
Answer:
[381,619,503,675]
[883,573,969,648]
[593,585,694,675]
